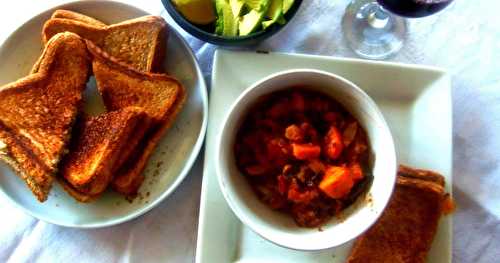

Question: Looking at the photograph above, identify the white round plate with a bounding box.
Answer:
[0,0,208,228]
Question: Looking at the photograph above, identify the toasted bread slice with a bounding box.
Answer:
[0,32,89,202]
[88,41,185,195]
[42,15,167,72]
[347,165,451,263]
[59,107,149,201]
[51,9,107,28]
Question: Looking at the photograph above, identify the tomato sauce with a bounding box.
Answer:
[234,89,372,227]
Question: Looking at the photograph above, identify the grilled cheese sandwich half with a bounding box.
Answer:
[59,107,149,202]
[0,32,89,202]
[88,41,185,196]
[42,14,167,72]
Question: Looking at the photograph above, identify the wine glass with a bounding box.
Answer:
[342,0,453,60]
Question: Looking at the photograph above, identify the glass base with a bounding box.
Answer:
[342,0,407,60]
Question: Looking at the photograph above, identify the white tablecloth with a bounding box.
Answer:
[0,0,499,262]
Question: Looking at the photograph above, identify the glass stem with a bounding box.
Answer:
[367,4,389,29]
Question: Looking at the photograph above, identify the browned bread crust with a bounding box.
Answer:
[398,164,445,187]
[42,15,167,72]
[346,165,449,263]
[51,9,107,28]
[87,41,185,196]
[59,107,149,201]
[0,32,89,202]
[112,89,185,195]
[57,177,96,203]
[31,11,106,74]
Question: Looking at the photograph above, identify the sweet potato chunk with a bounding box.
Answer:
[292,143,321,160]
[319,166,354,199]
[324,126,344,160]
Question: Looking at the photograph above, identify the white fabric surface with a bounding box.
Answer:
[1,0,499,262]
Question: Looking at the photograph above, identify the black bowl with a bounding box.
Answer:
[162,0,303,46]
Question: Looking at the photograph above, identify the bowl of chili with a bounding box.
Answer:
[216,69,397,250]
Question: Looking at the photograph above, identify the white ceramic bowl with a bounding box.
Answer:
[216,69,397,250]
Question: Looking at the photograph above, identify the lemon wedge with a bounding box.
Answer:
[173,0,216,25]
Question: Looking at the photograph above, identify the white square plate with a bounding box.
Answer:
[197,49,452,262]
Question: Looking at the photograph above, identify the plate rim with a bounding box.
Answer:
[0,0,208,228]
[196,48,452,262]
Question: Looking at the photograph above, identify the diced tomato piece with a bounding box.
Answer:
[292,143,321,160]
[324,126,344,160]
[319,166,354,199]
[245,165,267,176]
[323,112,339,123]
[277,175,288,195]
[268,101,288,119]
[285,124,304,142]
[291,92,305,111]
[266,138,289,166]
[311,98,331,112]
[267,138,284,156]
[287,182,301,202]
[349,163,364,181]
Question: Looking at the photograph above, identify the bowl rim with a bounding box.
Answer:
[162,0,303,44]
[215,68,397,250]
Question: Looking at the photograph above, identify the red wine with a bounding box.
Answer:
[377,0,453,18]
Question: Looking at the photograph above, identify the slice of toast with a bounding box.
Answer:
[59,107,149,202]
[346,165,451,263]
[0,32,89,202]
[42,15,167,72]
[51,9,107,28]
[87,41,185,196]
